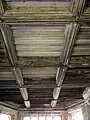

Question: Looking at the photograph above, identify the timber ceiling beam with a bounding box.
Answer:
[0,23,30,108]
[0,0,5,16]
[0,82,90,89]
[65,99,84,110]
[13,67,30,108]
[0,97,83,101]
[69,0,87,18]
[0,102,19,110]
[83,87,90,106]
[51,23,80,107]
[0,23,17,66]
[13,68,31,108]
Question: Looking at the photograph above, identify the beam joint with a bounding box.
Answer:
[69,0,87,17]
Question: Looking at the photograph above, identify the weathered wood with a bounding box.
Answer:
[69,0,87,17]
[51,100,57,108]
[13,68,24,86]
[51,23,79,107]
[0,102,19,110]
[65,99,84,109]
[0,23,30,108]
[24,101,31,108]
[0,23,17,66]
[0,0,5,15]
[0,1,90,109]
[53,87,61,100]
[0,82,89,89]
[56,23,79,86]
[0,96,83,102]
[3,2,72,22]
[13,68,30,108]
[20,88,28,101]
[83,87,90,105]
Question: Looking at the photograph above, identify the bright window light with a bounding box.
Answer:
[47,116,52,120]
[72,110,83,120]
[39,116,45,120]
[31,116,38,120]
[0,114,11,120]
[54,116,61,120]
[23,117,30,120]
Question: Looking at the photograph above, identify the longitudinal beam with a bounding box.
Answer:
[13,68,24,86]
[0,102,19,110]
[0,0,5,15]
[69,0,87,17]
[51,23,79,107]
[83,88,90,106]
[13,67,30,108]
[0,23,30,108]
[0,24,17,66]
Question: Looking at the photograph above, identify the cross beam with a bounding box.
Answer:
[0,83,89,89]
[69,0,87,17]
[0,23,30,108]
[51,23,79,107]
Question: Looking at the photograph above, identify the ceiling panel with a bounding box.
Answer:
[22,67,57,78]
[3,1,72,21]
[11,25,65,57]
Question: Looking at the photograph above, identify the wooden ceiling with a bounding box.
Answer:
[0,0,90,111]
